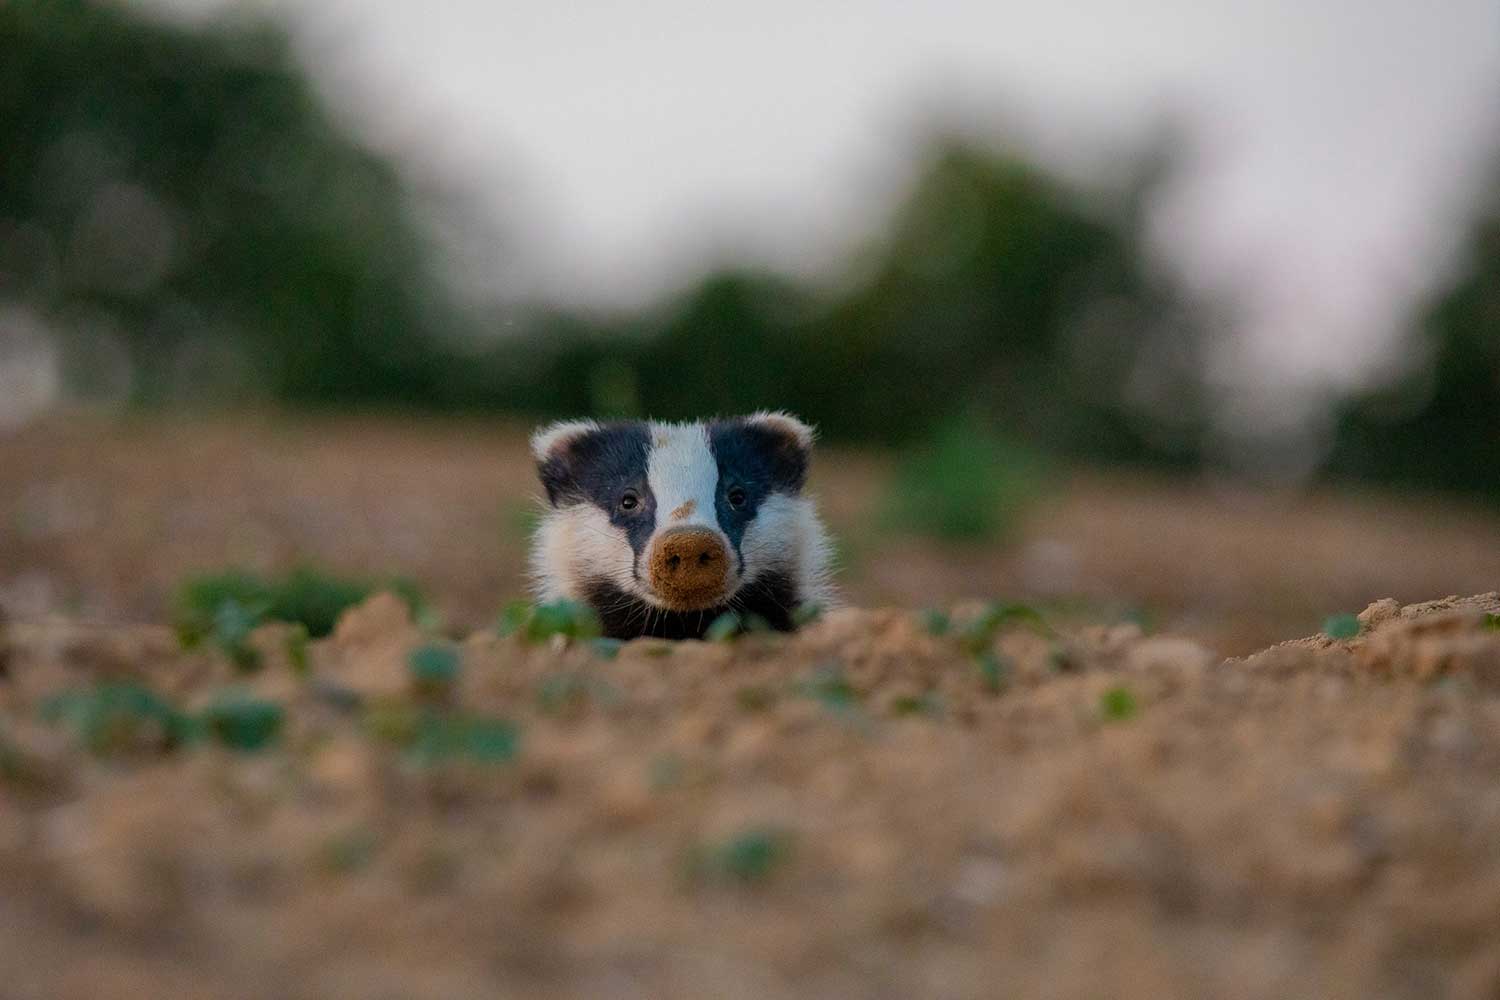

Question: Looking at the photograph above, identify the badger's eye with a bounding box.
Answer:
[619,490,640,512]
[726,486,748,510]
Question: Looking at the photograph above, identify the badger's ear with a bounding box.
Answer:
[746,411,816,451]
[736,411,815,494]
[531,420,600,506]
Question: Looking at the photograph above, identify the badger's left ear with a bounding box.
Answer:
[739,410,815,494]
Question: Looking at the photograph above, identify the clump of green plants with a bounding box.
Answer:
[1099,685,1138,722]
[408,643,461,698]
[703,611,777,642]
[690,826,794,884]
[976,651,1012,693]
[1322,613,1361,640]
[795,662,860,711]
[175,567,428,664]
[880,416,1048,542]
[41,682,198,755]
[365,703,520,765]
[956,601,1052,655]
[920,609,952,636]
[201,692,285,751]
[496,599,602,643]
[1482,613,1499,632]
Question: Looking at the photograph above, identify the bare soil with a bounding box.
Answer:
[3,592,1500,999]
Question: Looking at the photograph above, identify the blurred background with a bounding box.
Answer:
[2,0,1499,652]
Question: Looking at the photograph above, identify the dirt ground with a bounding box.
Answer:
[3,591,1500,999]
[4,413,1500,654]
[5,414,1500,998]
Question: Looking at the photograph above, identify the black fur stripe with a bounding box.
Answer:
[581,572,800,640]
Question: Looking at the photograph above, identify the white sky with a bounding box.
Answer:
[142,0,1500,395]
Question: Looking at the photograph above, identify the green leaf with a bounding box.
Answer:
[408,643,461,688]
[704,611,743,642]
[202,693,284,751]
[1323,613,1361,640]
[1099,686,1138,722]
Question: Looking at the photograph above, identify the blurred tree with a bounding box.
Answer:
[1328,162,1500,498]
[0,0,462,404]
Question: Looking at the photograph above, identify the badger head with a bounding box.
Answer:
[528,412,830,638]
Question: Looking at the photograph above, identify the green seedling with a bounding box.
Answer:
[526,600,603,642]
[370,705,520,766]
[175,567,428,645]
[1099,686,1138,722]
[202,692,284,751]
[408,643,461,696]
[957,601,1051,655]
[791,603,824,628]
[1323,614,1361,641]
[496,599,532,637]
[211,597,265,671]
[285,623,311,675]
[889,692,943,717]
[795,663,859,711]
[705,611,743,642]
[920,609,951,636]
[976,651,1011,693]
[691,827,793,884]
[42,682,198,755]
[1482,613,1499,632]
[590,637,625,660]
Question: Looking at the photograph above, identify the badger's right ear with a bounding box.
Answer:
[531,420,600,507]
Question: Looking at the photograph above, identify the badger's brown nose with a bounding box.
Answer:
[648,528,729,609]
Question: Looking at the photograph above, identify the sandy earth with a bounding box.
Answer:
[3,591,1500,999]
[4,414,1500,654]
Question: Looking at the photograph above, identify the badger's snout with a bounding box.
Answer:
[647,527,729,609]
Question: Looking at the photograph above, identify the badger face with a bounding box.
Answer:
[529,412,832,639]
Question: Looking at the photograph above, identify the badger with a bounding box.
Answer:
[529,411,835,639]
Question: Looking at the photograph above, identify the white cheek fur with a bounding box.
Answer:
[529,504,644,603]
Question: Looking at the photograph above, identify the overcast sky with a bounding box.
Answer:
[143,0,1500,396]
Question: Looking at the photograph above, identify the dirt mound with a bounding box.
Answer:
[4,596,1500,999]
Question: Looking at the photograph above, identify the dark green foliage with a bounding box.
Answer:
[41,681,198,754]
[201,692,284,751]
[501,600,602,643]
[882,418,1049,541]
[1099,686,1138,721]
[1327,168,1500,498]
[408,643,461,692]
[1484,613,1500,632]
[366,704,520,765]
[691,827,793,884]
[1322,614,1361,640]
[920,609,952,636]
[175,567,426,650]
[0,0,468,406]
[976,651,1011,693]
